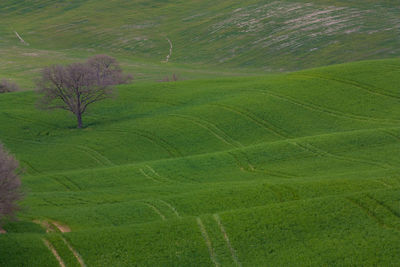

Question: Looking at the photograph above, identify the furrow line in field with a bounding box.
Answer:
[347,198,400,232]
[301,142,391,169]
[213,214,242,267]
[130,129,182,157]
[211,103,287,138]
[0,136,110,167]
[60,236,86,267]
[295,74,400,100]
[143,203,166,220]
[20,159,41,175]
[212,104,390,171]
[381,129,400,143]
[42,239,66,267]
[158,199,181,218]
[96,128,180,158]
[228,151,296,179]
[365,194,400,220]
[49,176,73,191]
[145,165,174,183]
[139,168,162,183]
[2,112,58,129]
[41,198,60,207]
[245,89,399,124]
[75,145,114,166]
[170,114,243,148]
[196,218,220,267]
[61,175,82,190]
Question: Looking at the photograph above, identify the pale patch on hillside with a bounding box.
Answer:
[210,1,400,62]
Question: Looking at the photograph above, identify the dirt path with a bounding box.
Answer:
[165,37,173,62]
[14,31,29,45]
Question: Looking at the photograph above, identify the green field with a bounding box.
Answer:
[0,0,399,88]
[0,58,400,266]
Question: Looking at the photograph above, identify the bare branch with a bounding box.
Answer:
[36,55,132,128]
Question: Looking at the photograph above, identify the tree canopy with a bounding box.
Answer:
[37,55,132,128]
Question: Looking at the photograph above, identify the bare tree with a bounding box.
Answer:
[36,55,132,128]
[0,79,20,93]
[87,54,132,86]
[0,143,22,226]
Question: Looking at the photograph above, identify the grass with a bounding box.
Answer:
[0,0,399,88]
[0,58,399,266]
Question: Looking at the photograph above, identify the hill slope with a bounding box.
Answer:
[0,58,399,266]
[0,0,399,87]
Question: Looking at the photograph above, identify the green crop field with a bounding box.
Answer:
[1,0,400,266]
[0,57,400,266]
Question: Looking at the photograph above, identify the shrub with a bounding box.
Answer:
[0,143,22,226]
[0,79,20,93]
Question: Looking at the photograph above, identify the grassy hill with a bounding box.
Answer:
[0,0,399,88]
[0,58,399,266]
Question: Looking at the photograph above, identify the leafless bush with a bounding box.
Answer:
[0,143,22,225]
[36,55,133,128]
[158,73,179,82]
[0,79,20,93]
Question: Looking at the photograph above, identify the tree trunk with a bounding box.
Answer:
[77,112,83,128]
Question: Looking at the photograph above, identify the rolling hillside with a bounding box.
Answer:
[0,58,400,266]
[0,0,399,88]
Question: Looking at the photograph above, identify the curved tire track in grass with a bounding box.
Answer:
[60,236,86,267]
[244,89,399,125]
[365,194,400,220]
[1,112,59,129]
[75,145,114,166]
[143,202,166,221]
[211,103,287,138]
[139,165,175,184]
[158,199,181,219]
[0,136,112,167]
[145,165,175,183]
[130,129,183,157]
[102,128,183,158]
[347,197,400,232]
[139,168,162,183]
[42,239,66,267]
[228,151,298,179]
[213,214,242,267]
[294,73,400,100]
[170,114,244,148]
[49,176,74,191]
[20,159,41,175]
[196,217,220,267]
[212,104,392,170]
[294,140,392,170]
[38,220,85,267]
